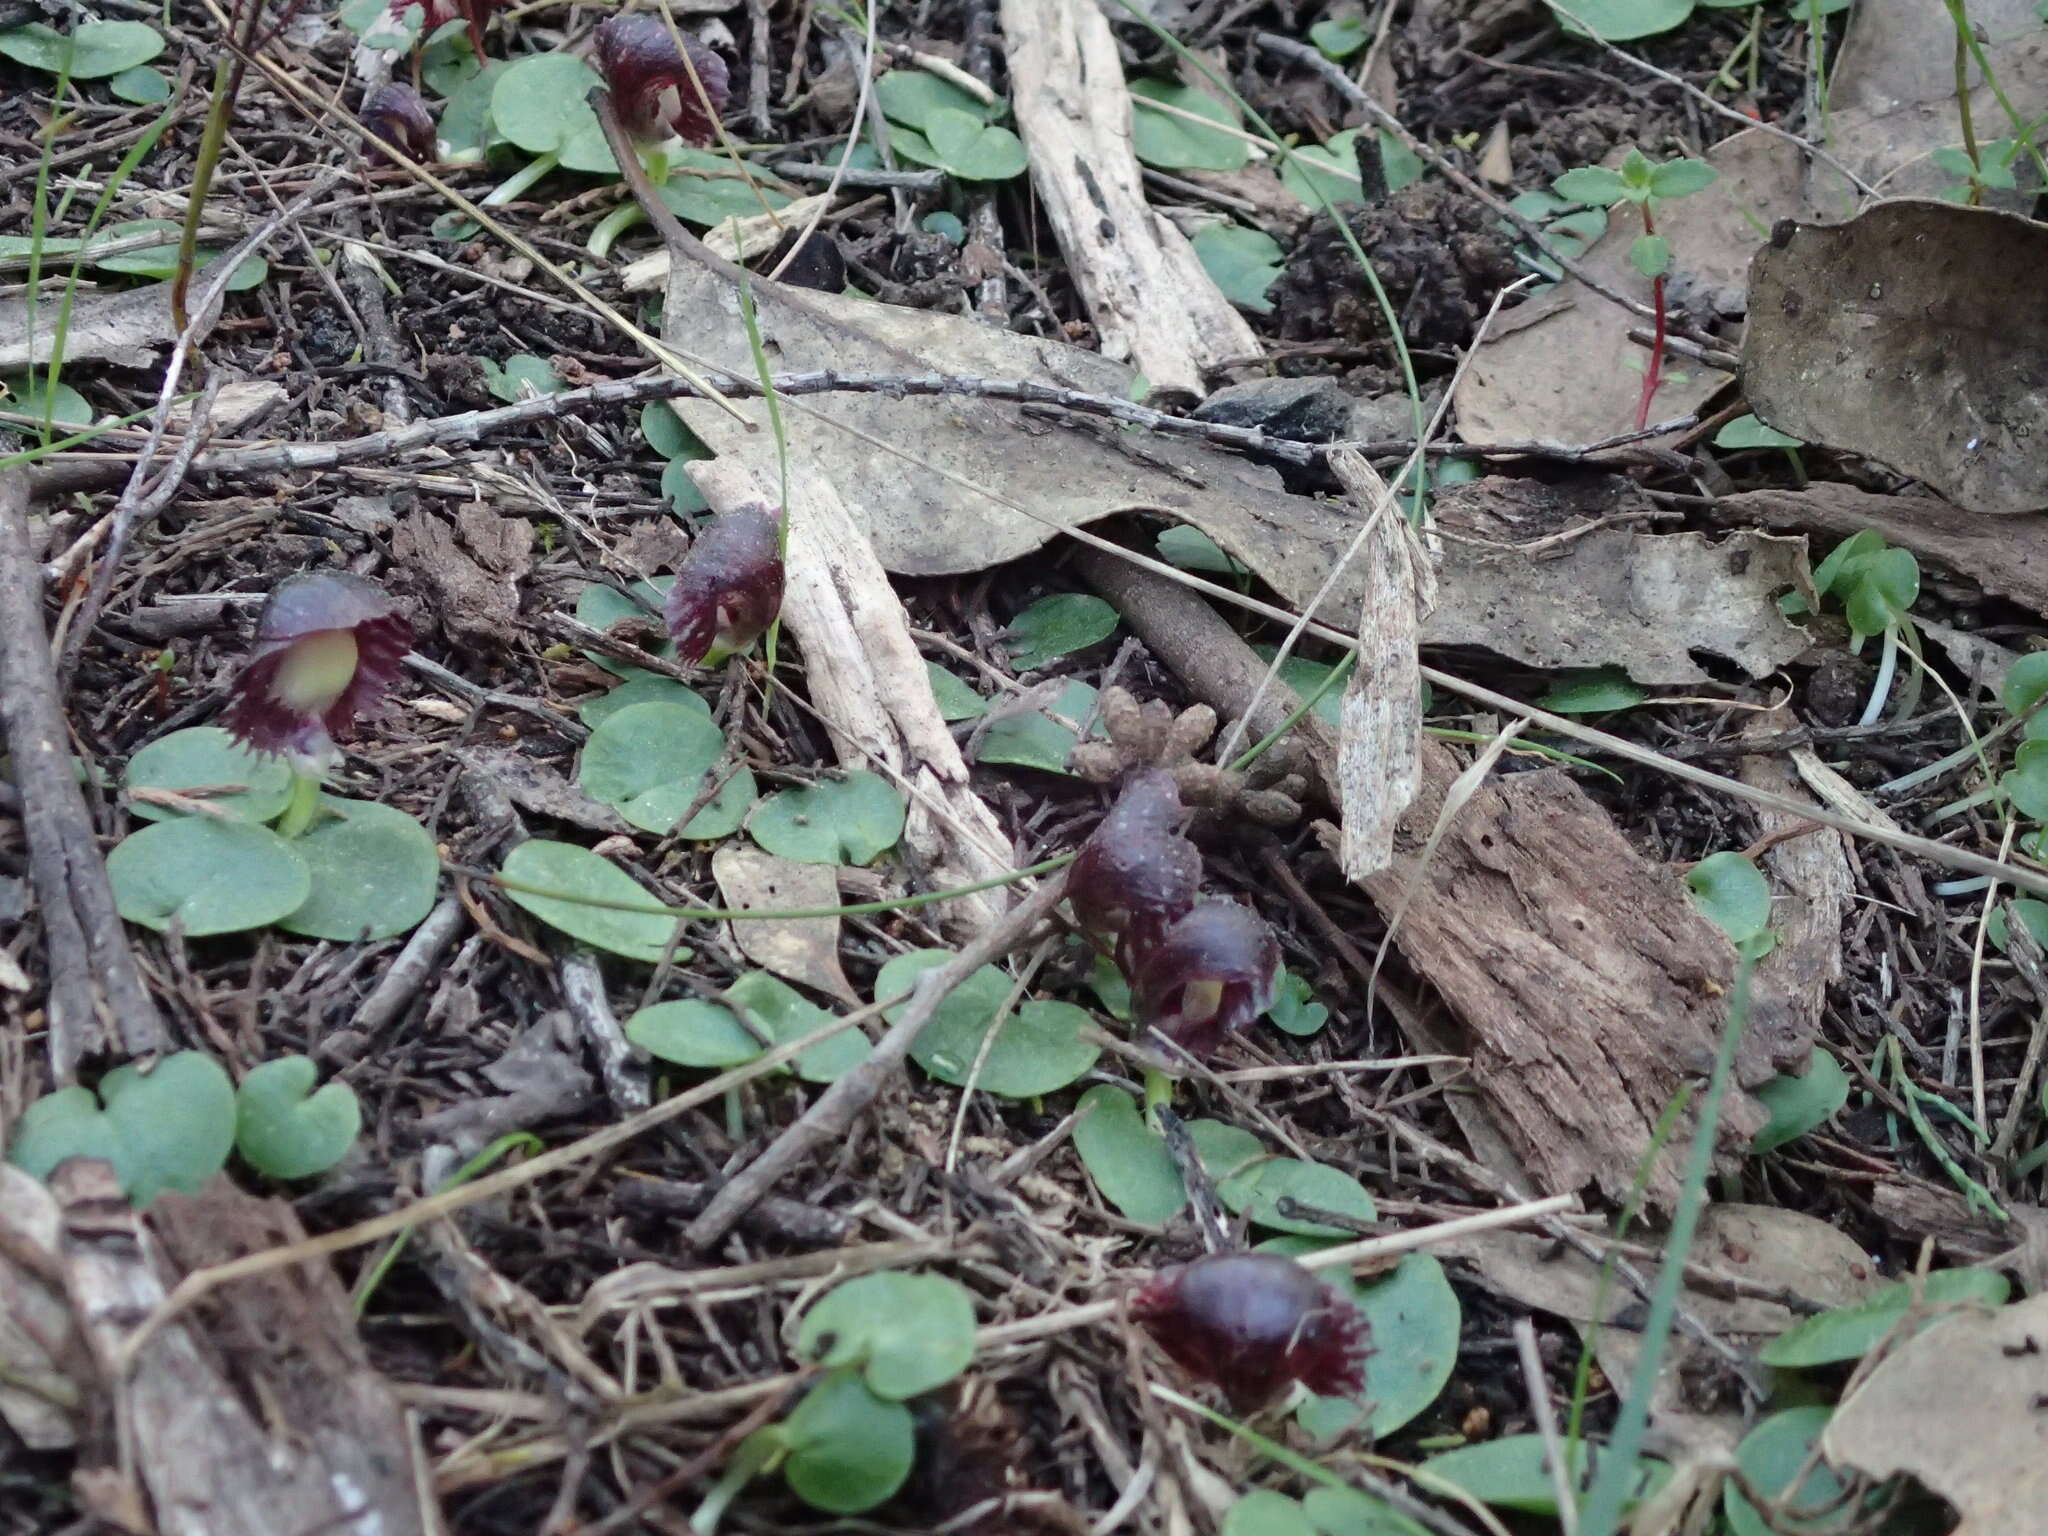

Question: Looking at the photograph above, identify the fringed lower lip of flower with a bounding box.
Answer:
[664,505,785,666]
[593,12,731,147]
[1131,1251,1369,1414]
[224,572,411,773]
[1129,898,1281,1061]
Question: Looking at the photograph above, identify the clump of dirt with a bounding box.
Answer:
[1270,179,1520,353]
[1513,101,1641,183]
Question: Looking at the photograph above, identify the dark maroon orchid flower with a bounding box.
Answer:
[1132,1251,1368,1413]
[1129,899,1280,1060]
[593,12,730,146]
[663,505,784,666]
[361,83,436,164]
[222,573,410,766]
[1067,769,1200,965]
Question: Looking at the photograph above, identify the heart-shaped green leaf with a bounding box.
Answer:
[1302,1485,1433,1535]
[6,1087,126,1188]
[797,1272,977,1399]
[108,817,312,936]
[747,771,904,865]
[878,949,1101,1097]
[125,726,296,824]
[1192,224,1285,315]
[0,19,164,79]
[1723,1408,1854,1536]
[875,69,997,131]
[725,971,869,1082]
[576,577,677,679]
[2005,652,2048,738]
[777,1370,916,1514]
[278,798,440,941]
[98,1052,238,1205]
[1281,128,1365,209]
[1714,413,1804,450]
[1073,1084,1185,1223]
[1005,593,1118,672]
[658,172,793,228]
[489,53,604,155]
[925,661,987,722]
[1129,79,1249,172]
[1759,1269,2009,1368]
[978,678,1103,774]
[1750,1046,1849,1153]
[234,1056,361,1179]
[1424,1433,1669,1515]
[627,973,869,1083]
[500,839,688,964]
[579,699,755,838]
[1686,851,1771,944]
[579,674,713,730]
[921,106,1028,180]
[1224,1491,1318,1536]
[1265,970,1331,1036]
[1220,1156,1377,1237]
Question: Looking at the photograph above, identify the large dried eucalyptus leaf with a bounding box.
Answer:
[1745,201,2048,515]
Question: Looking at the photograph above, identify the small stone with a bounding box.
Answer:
[1191,377,1353,444]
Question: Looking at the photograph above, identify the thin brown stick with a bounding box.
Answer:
[0,471,168,1077]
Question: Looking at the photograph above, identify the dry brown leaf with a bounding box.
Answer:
[1746,201,2048,514]
[1824,1291,2048,1534]
[0,282,208,373]
[711,846,858,1004]
[0,1166,78,1451]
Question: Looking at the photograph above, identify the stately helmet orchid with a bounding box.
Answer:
[360,83,436,165]
[1066,768,1201,966]
[594,13,730,146]
[1128,899,1281,1060]
[1131,1251,1368,1413]
[222,573,410,767]
[663,505,784,666]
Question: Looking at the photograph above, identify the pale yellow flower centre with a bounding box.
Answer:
[1180,979,1225,1026]
[271,629,359,717]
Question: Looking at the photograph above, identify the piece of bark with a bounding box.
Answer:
[1710,482,2048,621]
[1079,545,1794,1207]
[0,471,167,1077]
[1001,0,1259,402]
[1326,448,1432,880]
[690,458,1015,938]
[53,1162,423,1536]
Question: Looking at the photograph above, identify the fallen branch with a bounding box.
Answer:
[0,470,167,1078]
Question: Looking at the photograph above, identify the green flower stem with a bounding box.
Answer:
[275,768,326,839]
[588,199,648,260]
[1141,1067,1175,1116]
[172,55,237,333]
[483,151,561,207]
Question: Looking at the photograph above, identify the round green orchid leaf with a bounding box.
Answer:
[1714,413,1804,450]
[1157,523,1245,576]
[2006,740,2048,819]
[1,370,92,428]
[107,63,169,103]
[1547,0,1693,41]
[1190,1118,1267,1183]
[576,577,677,679]
[7,1087,125,1187]
[1266,970,1331,1036]
[797,1271,977,1399]
[579,700,755,838]
[86,219,267,289]
[1281,128,1365,209]
[779,1370,917,1514]
[234,1055,361,1179]
[658,173,792,227]
[1759,1268,2009,1368]
[499,839,688,964]
[490,53,604,155]
[875,68,996,131]
[99,1051,237,1206]
[2004,652,2048,738]
[921,107,1028,181]
[1129,78,1249,172]
[748,770,904,865]
[108,817,312,936]
[878,949,1100,1097]
[1073,1084,1185,1224]
[1192,224,1285,315]
[1302,1486,1432,1535]
[276,798,439,941]
[1004,592,1118,672]
[0,19,164,79]
[579,674,712,730]
[1423,1433,1668,1516]
[1724,1408,1855,1536]
[725,970,869,1082]
[640,399,711,461]
[1990,897,2048,954]
[925,661,987,722]
[626,998,765,1069]
[978,678,1103,773]
[1224,1491,1318,1536]
[125,727,296,824]
[1686,851,1771,944]
[1219,1156,1377,1238]
[1263,1239,1460,1441]
[1538,668,1645,715]
[1750,1046,1849,1153]
[437,61,504,155]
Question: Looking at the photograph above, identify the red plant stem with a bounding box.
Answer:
[1633,201,1664,432]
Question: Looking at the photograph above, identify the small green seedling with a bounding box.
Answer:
[8,1050,361,1205]
[1935,137,2024,205]
[1803,529,1923,727]
[1552,147,1717,429]
[872,68,1027,180]
[688,1272,978,1530]
[1714,412,1805,477]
